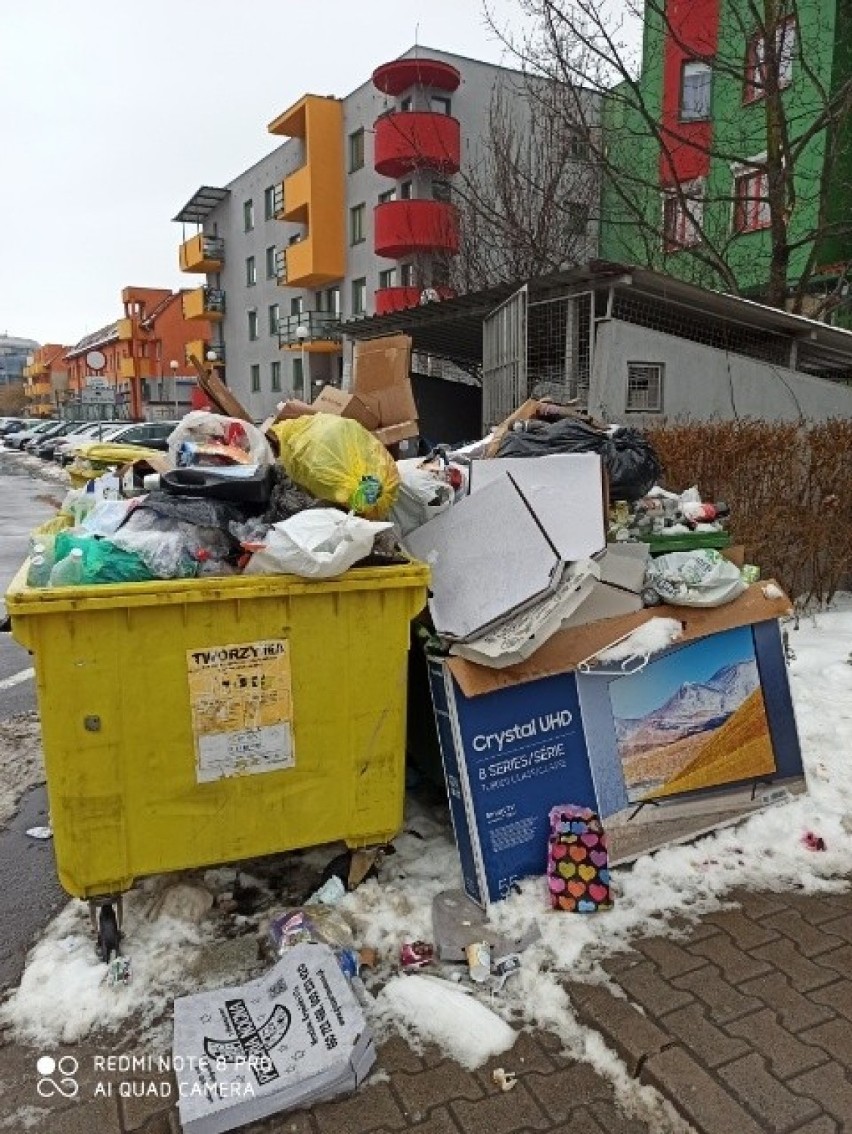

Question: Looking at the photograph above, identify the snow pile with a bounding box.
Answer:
[3,597,851,1077]
[376,974,516,1068]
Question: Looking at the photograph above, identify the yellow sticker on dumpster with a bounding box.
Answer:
[187,639,294,783]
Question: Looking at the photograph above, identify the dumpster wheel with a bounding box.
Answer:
[95,903,122,963]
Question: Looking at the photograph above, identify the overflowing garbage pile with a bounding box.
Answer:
[25,409,411,589]
[398,397,805,906]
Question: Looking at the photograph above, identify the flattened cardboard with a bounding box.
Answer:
[598,543,650,593]
[447,582,793,699]
[373,420,419,446]
[311,386,380,431]
[468,454,607,564]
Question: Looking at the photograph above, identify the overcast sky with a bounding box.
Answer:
[1,0,519,346]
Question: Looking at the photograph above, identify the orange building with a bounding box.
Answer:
[64,287,211,420]
[23,344,72,418]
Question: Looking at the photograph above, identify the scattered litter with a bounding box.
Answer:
[492,1067,518,1092]
[25,826,52,841]
[763,582,785,599]
[400,940,434,970]
[802,831,827,852]
[465,940,491,983]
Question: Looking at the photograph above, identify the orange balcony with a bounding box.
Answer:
[182,287,225,322]
[179,233,224,273]
[374,112,460,178]
[119,358,154,381]
[285,237,342,290]
[278,311,342,354]
[374,199,459,259]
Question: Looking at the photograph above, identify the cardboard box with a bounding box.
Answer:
[311,386,380,431]
[431,583,805,905]
[352,334,418,427]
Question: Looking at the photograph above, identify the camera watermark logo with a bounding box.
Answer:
[36,1055,79,1099]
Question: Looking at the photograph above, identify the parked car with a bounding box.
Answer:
[0,417,39,439]
[4,420,59,450]
[23,421,73,453]
[54,421,126,465]
[56,420,178,465]
[31,422,89,459]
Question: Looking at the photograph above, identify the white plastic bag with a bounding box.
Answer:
[647,549,746,608]
[391,461,455,537]
[167,411,273,470]
[244,509,393,579]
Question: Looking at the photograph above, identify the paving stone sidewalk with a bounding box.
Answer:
[3,885,850,1134]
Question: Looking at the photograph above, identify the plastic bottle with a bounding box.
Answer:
[48,548,85,588]
[30,539,55,573]
[26,555,51,588]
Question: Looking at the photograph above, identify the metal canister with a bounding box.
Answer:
[465,940,491,983]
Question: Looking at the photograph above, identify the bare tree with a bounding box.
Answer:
[0,382,28,415]
[488,0,852,315]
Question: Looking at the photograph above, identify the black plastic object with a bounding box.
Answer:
[160,466,274,505]
[497,418,663,502]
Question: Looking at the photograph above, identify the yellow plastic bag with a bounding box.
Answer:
[271,414,400,519]
[32,513,74,537]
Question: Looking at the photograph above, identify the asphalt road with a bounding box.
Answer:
[0,447,67,987]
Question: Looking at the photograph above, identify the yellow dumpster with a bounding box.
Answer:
[7,564,428,911]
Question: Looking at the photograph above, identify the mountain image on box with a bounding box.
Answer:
[610,626,776,803]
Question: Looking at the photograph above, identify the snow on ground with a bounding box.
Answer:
[0,714,45,828]
[2,597,851,1102]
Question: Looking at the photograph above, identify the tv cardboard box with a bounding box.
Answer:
[429,584,805,906]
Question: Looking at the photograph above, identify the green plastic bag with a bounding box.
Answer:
[54,533,154,586]
[271,414,400,519]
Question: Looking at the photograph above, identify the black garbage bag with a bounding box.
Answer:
[496,418,662,502]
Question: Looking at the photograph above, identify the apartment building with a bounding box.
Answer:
[599,1,852,312]
[173,46,598,418]
[1,335,39,389]
[22,343,70,417]
[62,287,211,420]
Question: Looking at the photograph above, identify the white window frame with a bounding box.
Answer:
[662,179,705,250]
[745,16,797,102]
[626,362,664,412]
[731,153,771,233]
[681,60,712,120]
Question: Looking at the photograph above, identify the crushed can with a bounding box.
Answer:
[466,941,491,983]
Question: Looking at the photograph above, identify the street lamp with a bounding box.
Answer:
[295,324,309,399]
[169,359,179,417]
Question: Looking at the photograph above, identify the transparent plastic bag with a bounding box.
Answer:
[647,549,747,607]
[109,529,197,579]
[271,414,400,520]
[167,411,273,470]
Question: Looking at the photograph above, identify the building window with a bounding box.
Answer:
[327,286,340,315]
[430,95,452,115]
[246,255,256,287]
[250,363,260,392]
[626,363,663,412]
[378,187,396,204]
[569,129,590,160]
[662,181,704,249]
[351,277,367,315]
[745,17,796,102]
[290,295,304,317]
[349,128,365,172]
[681,61,712,120]
[292,356,304,394]
[565,202,589,239]
[378,267,397,289]
[432,180,452,202]
[350,203,366,245]
[268,303,279,335]
[400,180,412,200]
[264,186,276,220]
[247,310,258,341]
[243,199,255,231]
[265,245,277,279]
[400,263,414,287]
[733,167,770,232]
[400,96,412,112]
[288,232,302,245]
[271,360,281,392]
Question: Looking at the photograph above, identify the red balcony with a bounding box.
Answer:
[374,112,461,179]
[375,286,456,315]
[372,58,461,96]
[374,199,459,259]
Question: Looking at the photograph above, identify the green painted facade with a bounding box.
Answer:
[599,0,852,304]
